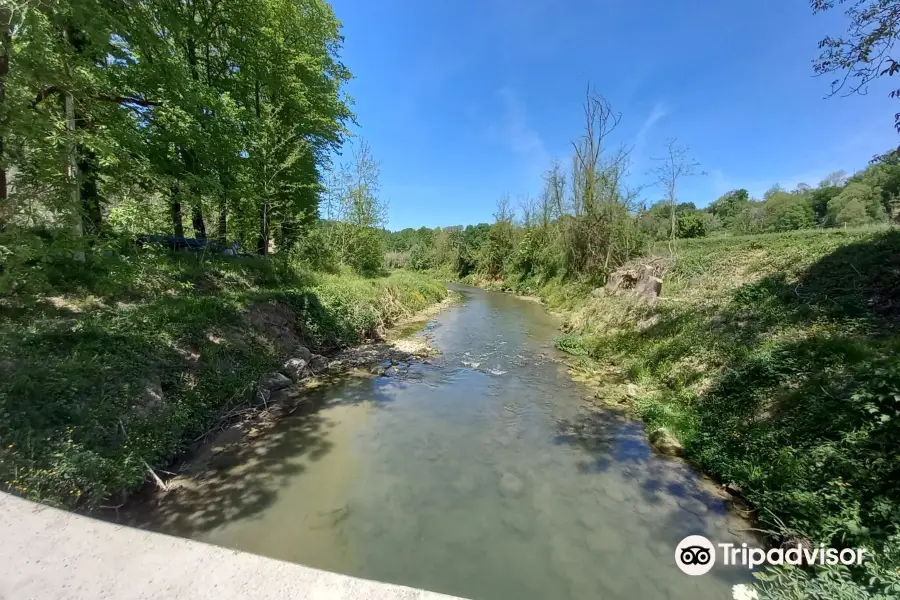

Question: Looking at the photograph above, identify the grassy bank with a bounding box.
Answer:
[512,227,900,596]
[0,244,446,509]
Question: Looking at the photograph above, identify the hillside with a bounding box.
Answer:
[553,227,900,594]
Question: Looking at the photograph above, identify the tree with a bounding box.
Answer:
[677,211,708,238]
[2,0,352,259]
[244,103,308,255]
[483,195,516,279]
[764,184,785,200]
[709,189,751,227]
[764,192,816,231]
[809,185,844,224]
[852,157,900,219]
[651,138,701,244]
[820,170,849,188]
[812,0,900,135]
[827,181,886,226]
[323,139,387,273]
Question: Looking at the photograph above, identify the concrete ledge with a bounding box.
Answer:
[0,493,464,600]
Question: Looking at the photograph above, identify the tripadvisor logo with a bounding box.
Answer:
[675,535,867,576]
[676,535,716,576]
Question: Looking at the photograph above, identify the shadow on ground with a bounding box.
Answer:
[601,230,900,545]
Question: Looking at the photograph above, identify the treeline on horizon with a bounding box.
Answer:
[384,141,900,284]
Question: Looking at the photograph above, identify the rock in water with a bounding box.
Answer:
[280,357,309,382]
[648,427,685,457]
[258,372,292,392]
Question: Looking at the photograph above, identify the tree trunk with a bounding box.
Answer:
[64,91,82,240]
[0,8,9,229]
[170,184,184,237]
[216,172,229,242]
[191,206,206,239]
[79,147,102,235]
[257,201,268,256]
[216,194,227,242]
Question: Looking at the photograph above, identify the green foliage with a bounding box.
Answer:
[629,151,900,240]
[3,0,353,253]
[709,189,751,226]
[0,241,445,507]
[321,140,388,274]
[809,186,843,225]
[289,224,338,272]
[346,225,386,275]
[567,228,900,598]
[677,210,708,238]
[483,220,517,279]
[827,183,885,227]
[754,542,900,600]
[556,333,588,356]
[764,192,816,231]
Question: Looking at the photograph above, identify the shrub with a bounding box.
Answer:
[827,184,885,228]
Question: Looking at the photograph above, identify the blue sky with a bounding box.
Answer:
[328,0,898,230]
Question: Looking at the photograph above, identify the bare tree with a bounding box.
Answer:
[494,193,514,224]
[541,161,566,224]
[518,195,538,228]
[651,138,702,247]
[571,85,634,216]
[564,85,645,275]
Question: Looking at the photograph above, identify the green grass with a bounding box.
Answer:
[527,227,900,597]
[0,244,446,509]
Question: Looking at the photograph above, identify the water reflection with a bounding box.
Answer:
[125,285,752,600]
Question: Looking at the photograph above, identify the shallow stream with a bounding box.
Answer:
[130,285,752,600]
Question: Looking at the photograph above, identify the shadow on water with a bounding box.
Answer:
[114,284,758,600]
[553,406,750,588]
[119,373,400,537]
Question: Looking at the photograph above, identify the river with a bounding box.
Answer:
[127,284,752,600]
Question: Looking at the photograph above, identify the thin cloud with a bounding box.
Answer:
[635,102,669,149]
[494,87,551,167]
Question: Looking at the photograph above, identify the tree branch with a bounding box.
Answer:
[32,87,161,108]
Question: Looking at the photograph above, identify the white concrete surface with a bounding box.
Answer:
[0,493,464,600]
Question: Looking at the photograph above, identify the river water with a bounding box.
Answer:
[129,285,752,600]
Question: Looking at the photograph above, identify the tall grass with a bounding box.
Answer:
[548,227,900,597]
[0,243,446,509]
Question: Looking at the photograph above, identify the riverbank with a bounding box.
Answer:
[116,282,755,600]
[473,228,900,595]
[119,290,460,513]
[0,251,447,510]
